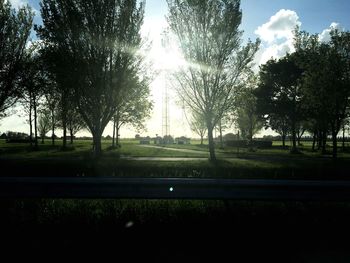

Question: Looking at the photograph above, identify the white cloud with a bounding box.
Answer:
[319,22,343,42]
[255,9,301,44]
[254,9,300,67]
[8,0,28,9]
[258,42,294,66]
[8,0,39,15]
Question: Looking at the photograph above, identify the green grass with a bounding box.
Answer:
[1,138,350,179]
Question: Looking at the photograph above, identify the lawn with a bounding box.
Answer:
[1,138,350,179]
[2,138,350,261]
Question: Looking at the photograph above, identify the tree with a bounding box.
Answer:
[36,0,146,157]
[0,1,33,118]
[111,69,152,148]
[167,0,259,161]
[43,87,60,146]
[235,72,263,146]
[38,108,51,144]
[256,54,303,152]
[66,106,86,144]
[18,46,45,149]
[189,112,207,145]
[298,30,350,158]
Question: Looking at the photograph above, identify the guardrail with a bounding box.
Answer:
[1,177,350,201]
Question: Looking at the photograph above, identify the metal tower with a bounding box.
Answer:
[161,29,170,137]
[162,83,170,136]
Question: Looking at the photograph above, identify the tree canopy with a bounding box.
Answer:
[36,0,147,156]
[0,1,33,117]
[167,0,259,160]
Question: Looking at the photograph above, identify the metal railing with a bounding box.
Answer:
[1,177,350,201]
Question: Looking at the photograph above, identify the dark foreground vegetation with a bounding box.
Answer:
[1,198,350,261]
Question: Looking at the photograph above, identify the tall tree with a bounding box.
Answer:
[66,106,86,144]
[298,30,350,158]
[236,73,263,146]
[36,0,146,157]
[38,108,51,144]
[0,1,33,118]
[167,0,259,161]
[256,54,303,152]
[43,87,59,146]
[18,45,45,149]
[111,68,152,148]
[189,112,207,145]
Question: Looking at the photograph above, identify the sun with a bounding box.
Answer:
[147,33,185,72]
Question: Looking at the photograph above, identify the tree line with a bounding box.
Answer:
[254,29,350,158]
[0,0,152,156]
[1,0,349,160]
[167,1,349,160]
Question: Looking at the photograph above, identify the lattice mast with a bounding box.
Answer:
[161,30,170,136]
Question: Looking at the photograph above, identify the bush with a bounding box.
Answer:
[249,140,273,148]
[225,140,247,147]
[225,140,273,148]
[6,131,31,143]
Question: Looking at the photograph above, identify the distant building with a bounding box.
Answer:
[140,136,151,144]
[175,136,190,145]
[223,133,239,141]
[152,135,174,145]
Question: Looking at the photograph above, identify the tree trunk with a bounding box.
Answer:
[219,121,223,149]
[312,130,316,152]
[332,128,338,159]
[291,121,297,152]
[322,130,327,155]
[29,100,33,147]
[248,129,253,146]
[33,95,38,149]
[207,127,216,161]
[200,135,203,145]
[282,132,286,148]
[41,135,44,144]
[342,125,345,151]
[61,104,67,149]
[70,129,73,144]
[317,130,322,150]
[297,129,306,146]
[116,121,120,147]
[112,118,116,147]
[61,94,67,149]
[92,130,102,158]
[249,115,253,146]
[51,109,55,146]
[62,121,67,149]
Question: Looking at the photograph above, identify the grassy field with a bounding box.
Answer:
[1,138,350,179]
[2,139,350,261]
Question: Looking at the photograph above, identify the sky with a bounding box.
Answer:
[1,0,350,138]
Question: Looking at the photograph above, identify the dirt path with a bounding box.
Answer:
[121,156,208,161]
[137,145,209,155]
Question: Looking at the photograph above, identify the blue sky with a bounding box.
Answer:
[3,0,350,138]
[22,0,350,41]
[240,0,350,38]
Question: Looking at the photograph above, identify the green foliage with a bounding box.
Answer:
[36,0,147,157]
[0,1,34,116]
[235,72,263,142]
[37,108,51,142]
[295,29,350,157]
[189,111,207,144]
[256,53,303,149]
[167,0,260,160]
